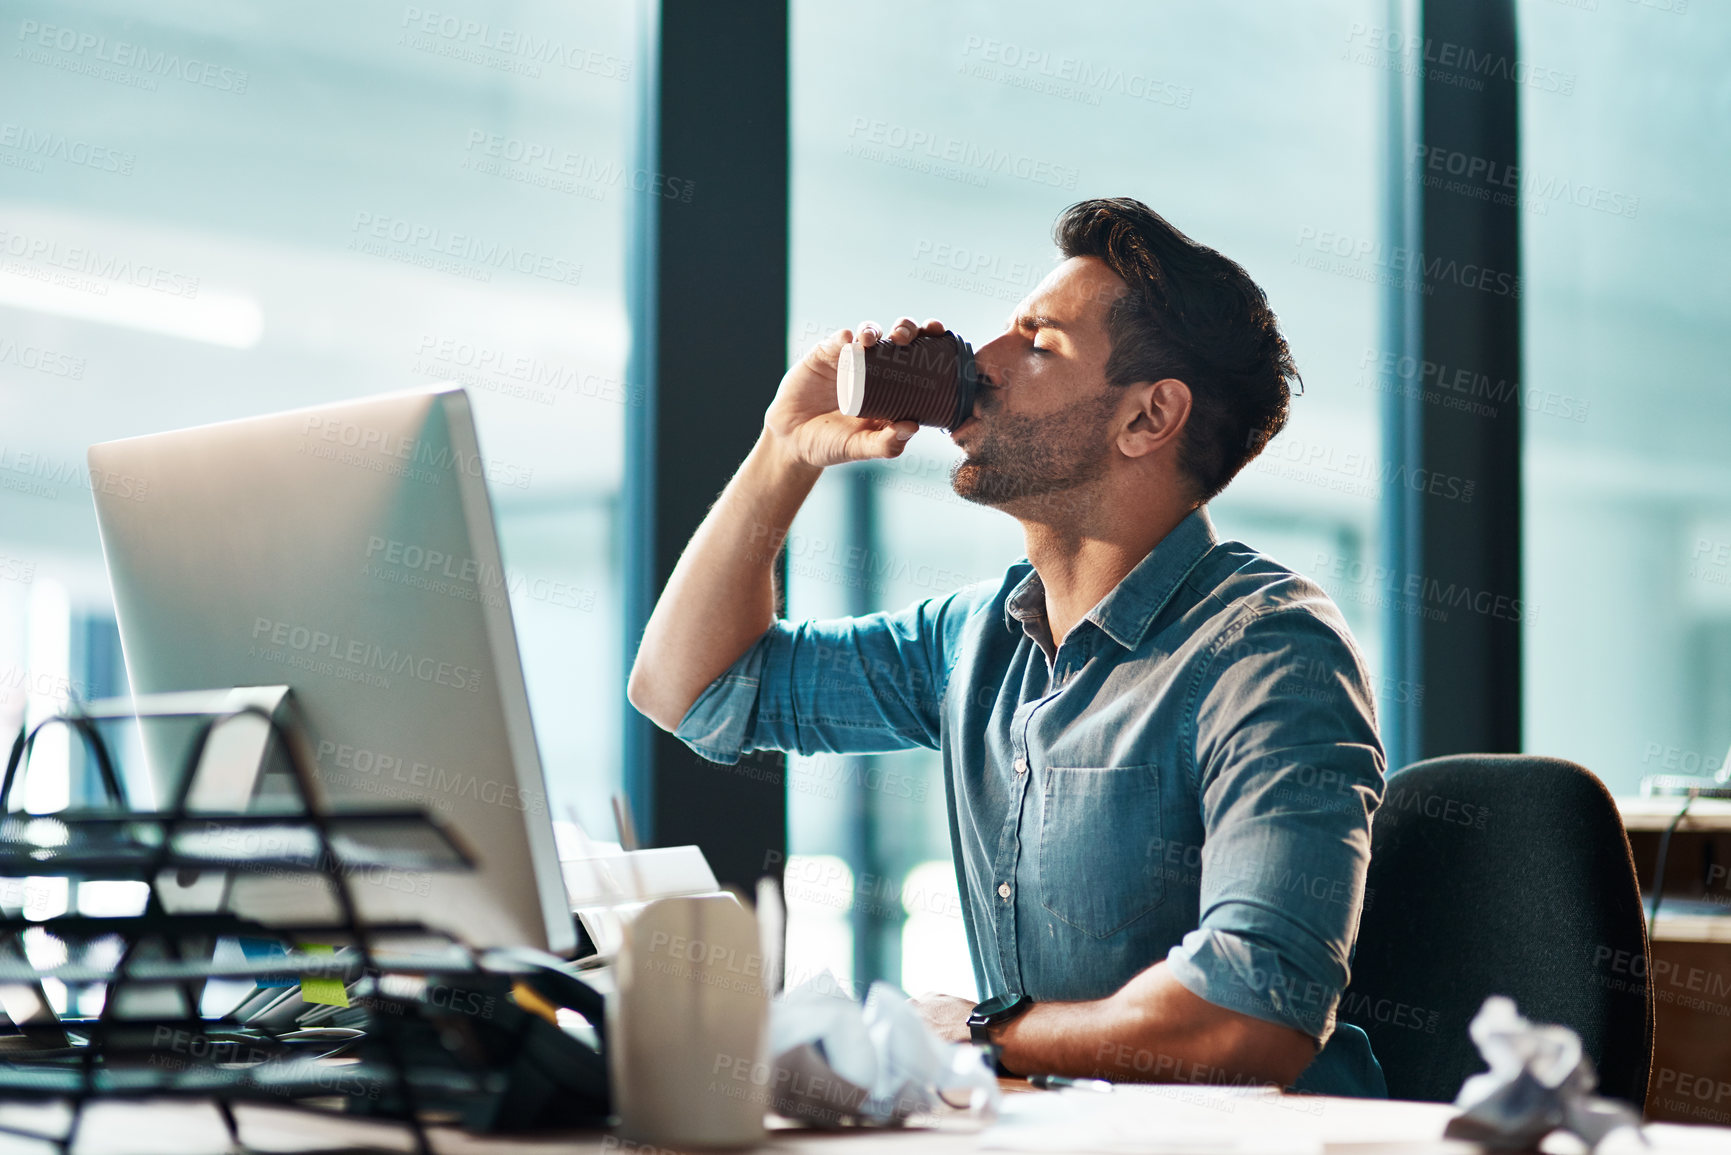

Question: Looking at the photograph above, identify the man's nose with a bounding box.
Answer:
[973,333,1016,388]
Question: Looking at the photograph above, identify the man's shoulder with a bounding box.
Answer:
[883,561,1027,647]
[933,561,1030,629]
[1187,539,1358,654]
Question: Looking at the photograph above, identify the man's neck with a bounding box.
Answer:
[1019,497,1194,651]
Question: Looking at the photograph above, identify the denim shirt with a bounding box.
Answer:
[674,508,1387,1096]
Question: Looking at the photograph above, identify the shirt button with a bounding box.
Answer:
[1013,757,1028,775]
[997,882,1012,899]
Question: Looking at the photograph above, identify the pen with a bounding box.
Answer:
[1028,1074,1113,1092]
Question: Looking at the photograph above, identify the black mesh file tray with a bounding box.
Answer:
[0,694,512,1155]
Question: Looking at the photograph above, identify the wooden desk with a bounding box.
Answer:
[1617,797,1731,835]
[1616,797,1731,1126]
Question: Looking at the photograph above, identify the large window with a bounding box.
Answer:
[20,1,1711,1007]
[1519,1,1731,794]
[0,1,635,832]
[784,0,1388,994]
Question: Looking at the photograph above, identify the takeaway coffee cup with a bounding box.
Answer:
[835,329,979,430]
[609,894,768,1146]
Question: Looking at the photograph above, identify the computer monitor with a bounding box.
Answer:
[87,386,575,955]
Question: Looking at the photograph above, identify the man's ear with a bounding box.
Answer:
[1117,378,1192,460]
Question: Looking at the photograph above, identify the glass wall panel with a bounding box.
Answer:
[1518,1,1731,793]
[0,1,635,832]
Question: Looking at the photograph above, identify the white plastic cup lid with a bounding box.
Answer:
[835,341,866,417]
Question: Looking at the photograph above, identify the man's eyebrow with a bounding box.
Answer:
[1009,313,1067,333]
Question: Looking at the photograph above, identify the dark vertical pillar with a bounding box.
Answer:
[1382,0,1523,766]
[623,0,790,889]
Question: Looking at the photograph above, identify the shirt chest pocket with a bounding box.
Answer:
[1037,763,1165,939]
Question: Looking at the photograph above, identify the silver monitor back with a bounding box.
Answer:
[87,387,574,954]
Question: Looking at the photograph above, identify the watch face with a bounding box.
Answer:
[969,993,1028,1026]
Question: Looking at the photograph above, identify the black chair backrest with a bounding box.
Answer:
[1337,755,1653,1105]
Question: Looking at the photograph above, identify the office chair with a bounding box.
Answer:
[1336,755,1654,1106]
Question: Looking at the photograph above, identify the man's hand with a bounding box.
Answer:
[911,991,976,1045]
[764,317,943,468]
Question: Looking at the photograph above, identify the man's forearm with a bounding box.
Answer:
[992,963,1314,1088]
[627,432,823,731]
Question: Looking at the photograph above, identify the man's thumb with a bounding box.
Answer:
[878,424,916,456]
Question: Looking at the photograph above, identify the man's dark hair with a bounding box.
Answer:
[1054,197,1299,504]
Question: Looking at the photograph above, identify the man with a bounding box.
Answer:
[628,197,1386,1096]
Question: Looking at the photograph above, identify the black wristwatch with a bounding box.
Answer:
[968,992,1034,1072]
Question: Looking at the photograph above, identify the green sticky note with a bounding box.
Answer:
[298,945,350,1008]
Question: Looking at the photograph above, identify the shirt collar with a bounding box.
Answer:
[1001,507,1219,651]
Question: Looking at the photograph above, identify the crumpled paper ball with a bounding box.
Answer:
[765,973,1000,1127]
[1444,996,1644,1151]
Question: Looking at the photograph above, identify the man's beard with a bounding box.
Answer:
[949,388,1120,516]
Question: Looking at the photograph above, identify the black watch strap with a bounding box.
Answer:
[967,993,1033,1048]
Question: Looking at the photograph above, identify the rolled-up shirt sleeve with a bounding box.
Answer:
[672,583,993,765]
[1166,602,1385,1045]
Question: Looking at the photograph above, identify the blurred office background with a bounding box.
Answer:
[0,0,1727,997]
